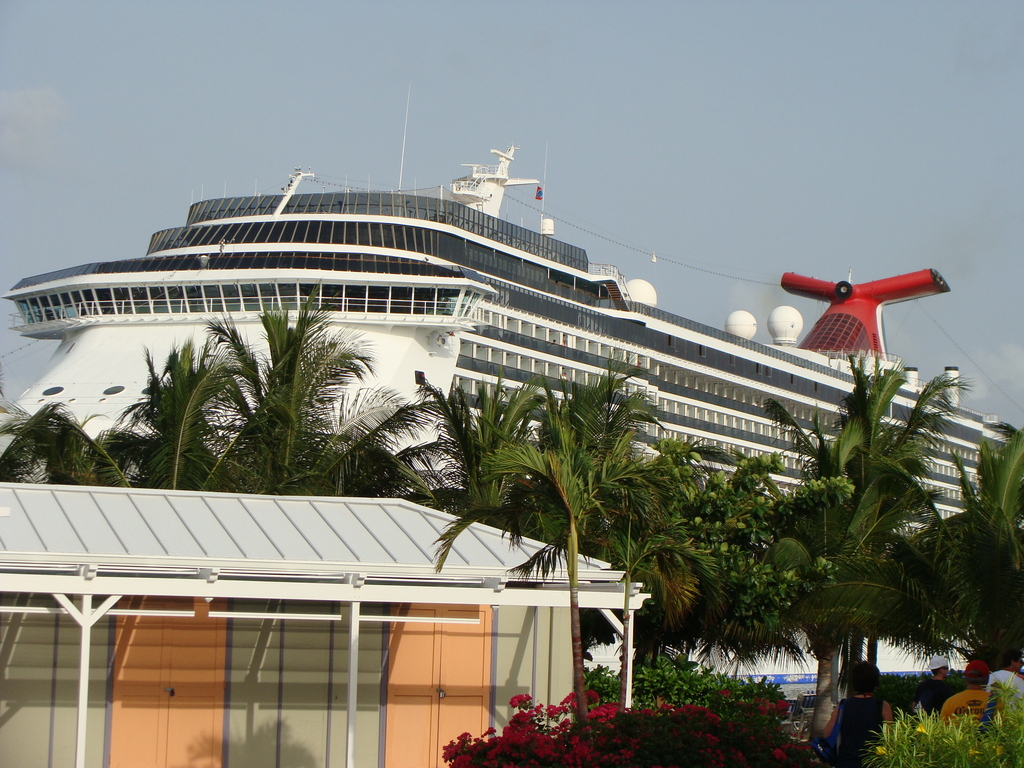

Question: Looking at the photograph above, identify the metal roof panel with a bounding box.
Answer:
[0,484,609,577]
[237,497,321,561]
[202,496,283,559]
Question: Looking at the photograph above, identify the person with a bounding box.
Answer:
[912,655,953,715]
[823,661,894,768]
[940,660,992,721]
[987,649,1024,700]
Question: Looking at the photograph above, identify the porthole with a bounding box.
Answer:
[42,386,64,396]
[141,387,151,395]
[103,385,126,395]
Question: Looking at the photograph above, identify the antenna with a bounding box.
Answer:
[541,142,549,216]
[398,84,412,190]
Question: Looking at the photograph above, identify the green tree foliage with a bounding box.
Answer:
[908,429,1024,665]
[631,444,832,667]
[0,304,427,497]
[764,360,962,736]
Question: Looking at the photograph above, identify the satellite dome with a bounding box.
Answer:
[625,279,658,307]
[767,306,803,347]
[725,310,757,340]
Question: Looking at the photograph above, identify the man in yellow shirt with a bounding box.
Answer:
[940,660,991,721]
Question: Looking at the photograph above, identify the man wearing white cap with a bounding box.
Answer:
[912,655,953,715]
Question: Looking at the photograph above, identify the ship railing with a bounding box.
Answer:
[12,297,468,328]
[588,264,624,281]
[819,349,904,365]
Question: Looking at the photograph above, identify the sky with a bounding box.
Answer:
[1,1,1022,421]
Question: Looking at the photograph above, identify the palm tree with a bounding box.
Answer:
[0,401,128,487]
[413,377,542,514]
[206,304,396,495]
[103,340,229,490]
[435,366,658,720]
[310,386,431,497]
[911,430,1024,664]
[765,360,961,735]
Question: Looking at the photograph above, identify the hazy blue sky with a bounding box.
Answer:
[1,1,1022,420]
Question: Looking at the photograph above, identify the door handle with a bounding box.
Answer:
[164,687,175,697]
[436,687,446,699]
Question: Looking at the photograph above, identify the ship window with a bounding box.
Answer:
[166,285,185,312]
[149,286,169,313]
[392,286,414,313]
[203,284,224,312]
[369,223,384,248]
[278,283,298,309]
[42,386,64,396]
[368,285,390,313]
[355,222,370,246]
[438,288,459,316]
[221,284,241,311]
[258,283,278,310]
[239,283,260,311]
[113,287,133,314]
[185,284,204,312]
[413,287,435,315]
[132,286,151,314]
[103,386,125,395]
[94,288,114,314]
[698,345,705,357]
[344,284,366,312]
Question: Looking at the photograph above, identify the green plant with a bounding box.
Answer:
[875,672,966,715]
[584,655,784,712]
[865,696,1024,768]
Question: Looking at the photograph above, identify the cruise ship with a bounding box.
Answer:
[3,147,992,510]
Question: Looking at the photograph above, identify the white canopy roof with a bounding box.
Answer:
[0,483,637,610]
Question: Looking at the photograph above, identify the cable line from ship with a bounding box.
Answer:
[916,302,1024,420]
[505,196,777,287]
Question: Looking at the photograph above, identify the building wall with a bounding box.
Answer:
[492,606,572,729]
[223,601,384,768]
[1,596,566,768]
[0,597,112,768]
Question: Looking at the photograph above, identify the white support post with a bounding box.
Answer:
[346,601,361,768]
[53,593,121,768]
[75,594,91,768]
[625,605,635,708]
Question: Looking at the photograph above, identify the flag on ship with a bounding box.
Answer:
[535,186,543,200]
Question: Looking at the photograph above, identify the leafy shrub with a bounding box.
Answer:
[874,672,966,715]
[444,693,816,768]
[864,696,1024,768]
[585,654,784,712]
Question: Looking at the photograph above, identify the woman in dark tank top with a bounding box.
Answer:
[822,661,895,768]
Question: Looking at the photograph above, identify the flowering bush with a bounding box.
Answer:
[443,693,816,768]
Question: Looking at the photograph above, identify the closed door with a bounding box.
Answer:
[110,597,226,768]
[385,604,491,768]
